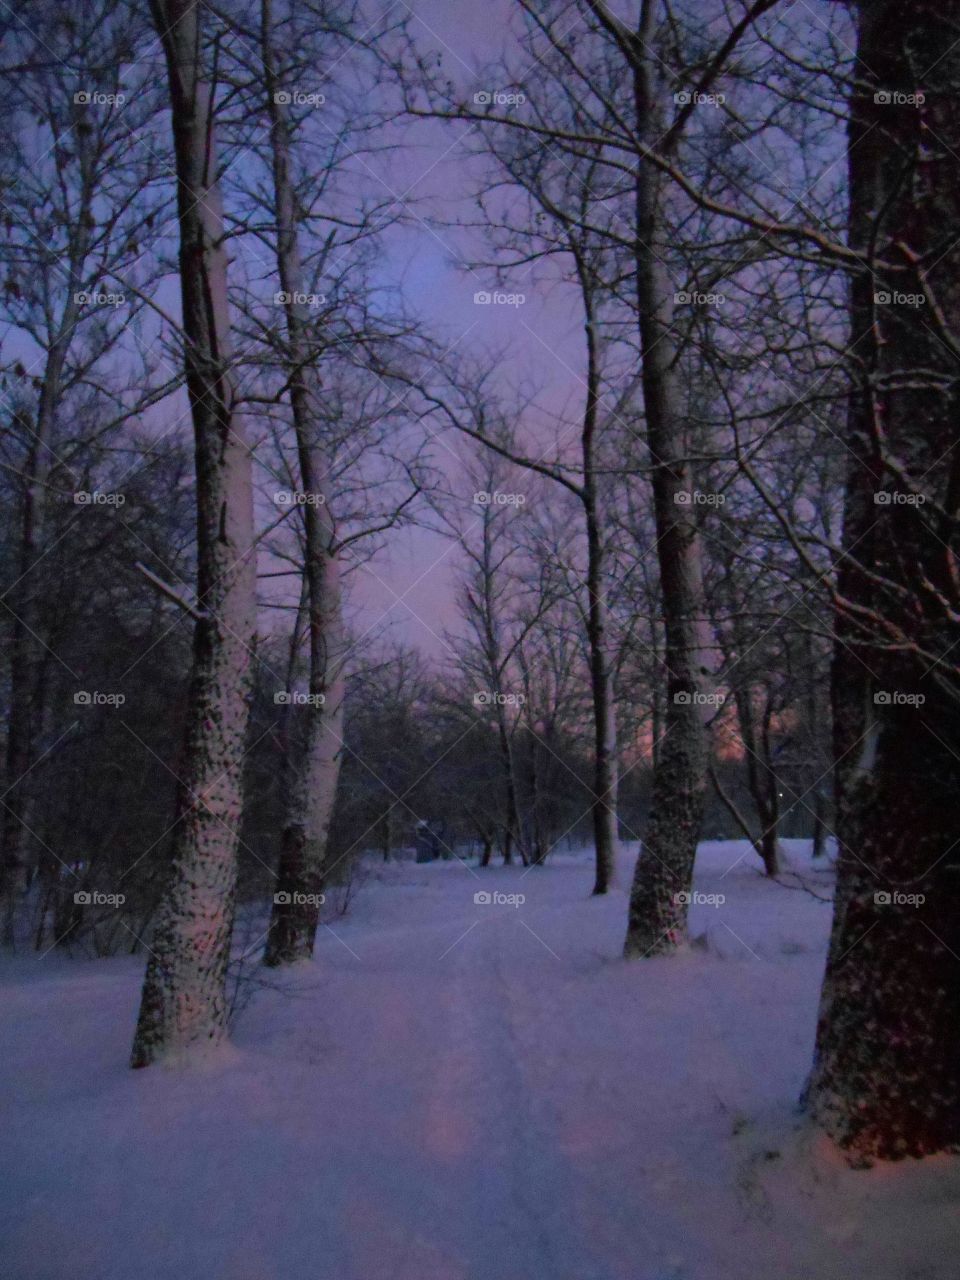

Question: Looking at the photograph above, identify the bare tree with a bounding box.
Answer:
[401,0,790,917]
[131,0,257,1067]
[0,1,167,944]
[256,0,347,966]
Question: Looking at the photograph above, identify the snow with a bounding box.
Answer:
[2,840,958,1280]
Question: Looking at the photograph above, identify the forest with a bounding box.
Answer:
[1,1,958,1277]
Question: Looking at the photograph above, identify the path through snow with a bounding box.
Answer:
[2,842,958,1280]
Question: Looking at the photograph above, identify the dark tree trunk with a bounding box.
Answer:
[807,0,960,1159]
[811,792,828,860]
[585,499,619,893]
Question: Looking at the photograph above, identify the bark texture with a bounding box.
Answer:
[131,0,256,1066]
[807,0,960,1159]
[624,20,711,954]
[582,276,619,894]
[261,0,346,966]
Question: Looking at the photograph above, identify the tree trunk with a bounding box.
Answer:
[261,0,346,966]
[708,763,780,877]
[130,0,256,1067]
[494,691,522,866]
[734,684,782,877]
[806,0,960,1159]
[624,24,711,954]
[586,502,619,893]
[811,790,828,860]
[578,252,619,895]
[758,825,780,879]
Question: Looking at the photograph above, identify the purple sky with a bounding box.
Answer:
[347,0,591,662]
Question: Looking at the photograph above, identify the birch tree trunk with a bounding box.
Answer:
[806,0,960,1159]
[624,10,711,954]
[130,0,256,1066]
[261,0,346,966]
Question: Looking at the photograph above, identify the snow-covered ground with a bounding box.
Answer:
[2,840,958,1280]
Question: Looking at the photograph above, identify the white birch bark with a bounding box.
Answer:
[261,0,347,966]
[131,0,256,1066]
